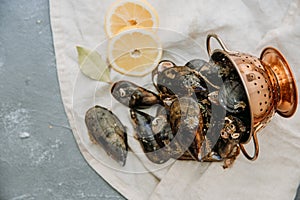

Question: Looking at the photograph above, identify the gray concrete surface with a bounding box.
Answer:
[0,0,124,199]
[0,0,299,200]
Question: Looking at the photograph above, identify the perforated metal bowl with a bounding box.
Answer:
[206,34,298,160]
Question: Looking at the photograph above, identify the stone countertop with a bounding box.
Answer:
[0,0,299,200]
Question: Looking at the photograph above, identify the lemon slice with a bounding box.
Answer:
[108,28,162,76]
[105,0,159,37]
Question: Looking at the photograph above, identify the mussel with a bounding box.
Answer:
[130,109,171,164]
[111,80,162,109]
[85,105,128,166]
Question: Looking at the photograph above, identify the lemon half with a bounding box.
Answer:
[105,0,159,37]
[108,28,162,76]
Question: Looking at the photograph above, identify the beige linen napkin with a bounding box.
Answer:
[50,0,300,199]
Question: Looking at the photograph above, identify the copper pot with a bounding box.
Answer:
[206,34,298,160]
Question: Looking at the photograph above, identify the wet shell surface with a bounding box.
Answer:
[155,66,208,97]
[130,109,171,164]
[85,105,128,166]
[169,97,205,161]
[218,79,247,113]
[111,80,161,109]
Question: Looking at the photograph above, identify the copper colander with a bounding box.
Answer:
[206,34,298,160]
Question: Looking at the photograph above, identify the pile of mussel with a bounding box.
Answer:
[85,33,298,169]
[85,57,252,168]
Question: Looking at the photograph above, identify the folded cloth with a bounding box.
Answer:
[50,0,300,199]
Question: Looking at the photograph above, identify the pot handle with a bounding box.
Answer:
[239,131,259,160]
[206,33,233,57]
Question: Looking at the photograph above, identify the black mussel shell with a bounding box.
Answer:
[218,79,247,113]
[186,59,223,88]
[156,66,208,97]
[111,80,161,109]
[152,60,176,91]
[85,105,128,166]
[130,109,171,164]
[185,59,207,71]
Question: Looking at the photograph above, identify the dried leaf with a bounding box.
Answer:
[77,46,111,82]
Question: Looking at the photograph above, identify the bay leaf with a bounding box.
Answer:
[76,46,111,82]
